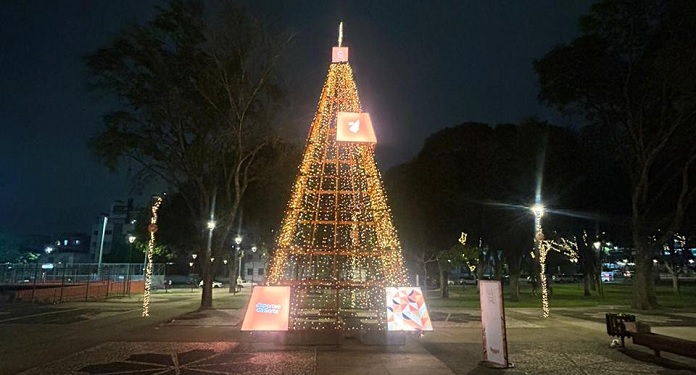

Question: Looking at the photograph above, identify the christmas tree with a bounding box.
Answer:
[266,25,410,331]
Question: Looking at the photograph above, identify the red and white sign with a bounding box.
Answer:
[241,286,291,331]
[479,280,509,368]
[336,112,377,144]
[332,47,349,62]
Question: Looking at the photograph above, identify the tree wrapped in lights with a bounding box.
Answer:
[267,26,409,331]
[538,235,578,318]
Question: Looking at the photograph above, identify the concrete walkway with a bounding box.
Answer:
[3,290,696,374]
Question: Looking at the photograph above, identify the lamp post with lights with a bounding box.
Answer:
[531,203,545,292]
[126,235,136,296]
[593,240,605,298]
[531,203,553,317]
[232,235,242,294]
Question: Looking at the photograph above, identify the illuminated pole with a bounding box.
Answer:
[204,190,217,292]
[97,215,108,279]
[531,203,550,318]
[142,195,162,317]
[235,235,242,285]
[127,235,136,297]
[593,241,604,298]
[251,246,257,284]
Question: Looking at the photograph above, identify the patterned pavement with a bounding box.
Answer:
[3,297,696,375]
[18,342,316,375]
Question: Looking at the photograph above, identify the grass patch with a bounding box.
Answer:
[426,282,696,311]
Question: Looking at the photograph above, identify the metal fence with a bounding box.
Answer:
[0,263,165,304]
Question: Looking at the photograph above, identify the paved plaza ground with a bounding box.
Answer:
[0,288,695,374]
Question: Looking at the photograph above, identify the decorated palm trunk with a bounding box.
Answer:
[265,41,411,331]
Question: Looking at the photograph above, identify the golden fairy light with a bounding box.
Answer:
[266,31,408,331]
[539,236,579,318]
[142,195,162,317]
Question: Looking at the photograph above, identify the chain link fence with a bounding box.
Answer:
[0,263,165,304]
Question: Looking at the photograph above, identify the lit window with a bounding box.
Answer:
[64,240,68,246]
[74,240,81,245]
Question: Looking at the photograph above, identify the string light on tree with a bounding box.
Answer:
[142,195,162,317]
[538,233,579,318]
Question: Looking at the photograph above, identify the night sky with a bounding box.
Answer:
[0,1,594,238]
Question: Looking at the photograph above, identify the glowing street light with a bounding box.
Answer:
[531,203,545,219]
[207,220,217,230]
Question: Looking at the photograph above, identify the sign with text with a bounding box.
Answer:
[336,112,377,144]
[479,280,509,368]
[332,46,349,62]
[241,286,291,331]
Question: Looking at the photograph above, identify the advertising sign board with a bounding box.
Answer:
[479,280,509,368]
[241,286,291,331]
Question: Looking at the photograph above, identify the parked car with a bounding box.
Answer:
[552,274,578,283]
[199,280,223,288]
[459,275,477,285]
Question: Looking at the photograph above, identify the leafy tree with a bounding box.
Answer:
[436,244,468,298]
[386,120,584,301]
[85,0,294,308]
[0,234,37,263]
[535,0,696,309]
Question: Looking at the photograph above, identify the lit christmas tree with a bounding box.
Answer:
[266,24,411,331]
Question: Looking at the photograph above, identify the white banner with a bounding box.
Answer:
[479,280,509,368]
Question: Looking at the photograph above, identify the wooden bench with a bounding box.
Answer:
[605,313,636,347]
[629,329,696,359]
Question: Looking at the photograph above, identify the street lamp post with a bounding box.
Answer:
[191,254,197,276]
[593,241,604,298]
[127,235,136,297]
[234,235,242,294]
[531,203,545,286]
[251,246,257,284]
[97,215,108,279]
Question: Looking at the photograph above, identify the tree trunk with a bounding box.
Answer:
[440,268,449,298]
[662,262,679,295]
[200,261,213,309]
[583,274,591,296]
[476,260,484,292]
[509,274,520,301]
[631,240,658,309]
[228,261,237,293]
[506,257,522,301]
[671,274,679,294]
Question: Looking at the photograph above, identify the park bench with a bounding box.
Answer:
[607,313,696,360]
[605,313,635,347]
[624,322,696,359]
